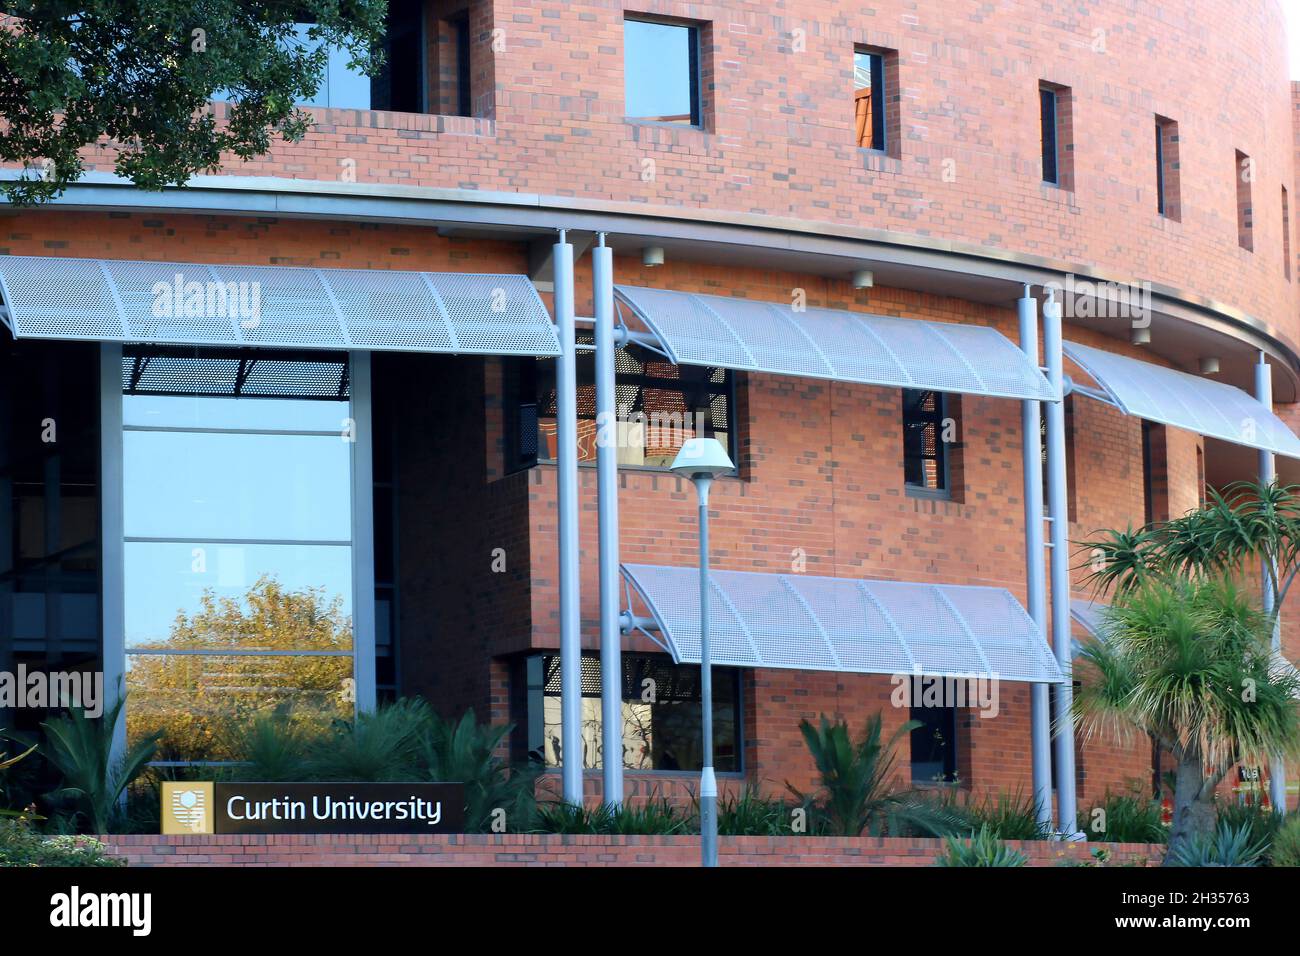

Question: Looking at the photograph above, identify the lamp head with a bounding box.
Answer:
[670,437,734,480]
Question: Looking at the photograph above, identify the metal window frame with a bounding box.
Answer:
[902,388,951,498]
[623,15,704,129]
[1040,86,1060,185]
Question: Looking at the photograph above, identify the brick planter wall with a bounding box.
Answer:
[102,834,1163,867]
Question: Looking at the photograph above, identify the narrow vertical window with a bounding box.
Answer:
[1236,150,1254,251]
[1283,186,1292,280]
[911,700,958,785]
[1040,87,1059,185]
[854,50,886,151]
[624,18,702,126]
[1155,117,1181,220]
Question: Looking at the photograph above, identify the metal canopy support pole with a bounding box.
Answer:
[1043,292,1079,835]
[1256,353,1288,813]
[99,343,126,767]
[1019,289,1053,831]
[554,231,584,805]
[594,234,624,805]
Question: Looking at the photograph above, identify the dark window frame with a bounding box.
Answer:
[515,651,745,775]
[910,702,959,786]
[1155,121,1166,217]
[902,388,950,498]
[623,15,703,129]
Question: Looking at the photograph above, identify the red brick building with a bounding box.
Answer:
[1,0,1298,830]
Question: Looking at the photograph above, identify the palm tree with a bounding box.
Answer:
[1073,576,1300,861]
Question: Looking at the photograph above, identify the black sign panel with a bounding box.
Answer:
[214,782,465,834]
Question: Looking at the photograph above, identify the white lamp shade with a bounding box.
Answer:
[670,437,734,479]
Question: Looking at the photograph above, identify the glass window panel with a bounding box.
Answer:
[624,20,697,124]
[124,431,352,541]
[125,542,353,650]
[123,394,347,432]
[126,652,354,762]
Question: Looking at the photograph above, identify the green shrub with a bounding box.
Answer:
[1269,816,1300,867]
[717,787,798,836]
[0,818,122,867]
[225,708,321,782]
[30,697,160,834]
[945,788,1048,841]
[533,797,691,835]
[1082,789,1167,844]
[419,710,538,833]
[1216,801,1283,849]
[306,697,431,781]
[789,713,965,837]
[935,824,1028,867]
[1165,822,1268,867]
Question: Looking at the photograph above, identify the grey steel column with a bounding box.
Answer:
[554,232,584,805]
[697,479,718,867]
[593,234,624,805]
[99,343,126,765]
[1019,289,1053,830]
[1256,353,1288,813]
[349,351,377,714]
[1043,292,1079,835]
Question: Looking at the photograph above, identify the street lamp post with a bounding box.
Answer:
[670,437,735,868]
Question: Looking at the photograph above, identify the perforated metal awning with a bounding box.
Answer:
[1064,341,1300,458]
[614,286,1056,401]
[0,255,560,356]
[621,564,1064,684]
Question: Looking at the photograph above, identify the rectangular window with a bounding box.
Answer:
[624,17,701,126]
[853,50,886,151]
[910,703,958,785]
[1236,150,1254,251]
[902,388,948,496]
[1155,117,1181,220]
[1039,83,1073,189]
[1284,187,1292,280]
[517,652,743,772]
[371,0,427,113]
[1141,421,1168,525]
[1040,87,1059,184]
[120,350,359,763]
[521,339,736,470]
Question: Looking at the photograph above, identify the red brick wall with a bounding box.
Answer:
[16,0,1294,343]
[102,832,1163,867]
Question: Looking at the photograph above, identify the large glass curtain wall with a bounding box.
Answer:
[116,348,369,762]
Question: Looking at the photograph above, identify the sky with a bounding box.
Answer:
[1290,1,1300,79]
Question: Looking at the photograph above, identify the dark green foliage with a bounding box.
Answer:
[533,798,692,836]
[0,1,388,204]
[935,824,1028,867]
[788,714,966,837]
[419,710,538,833]
[717,787,799,836]
[1081,789,1168,844]
[1165,821,1268,867]
[1269,815,1300,867]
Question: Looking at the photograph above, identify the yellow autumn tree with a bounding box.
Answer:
[126,576,354,762]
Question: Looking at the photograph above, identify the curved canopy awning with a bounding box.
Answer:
[1064,341,1300,459]
[621,563,1064,684]
[0,254,560,356]
[614,285,1056,402]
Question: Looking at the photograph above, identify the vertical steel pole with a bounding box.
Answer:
[1256,353,1288,813]
[554,232,583,805]
[594,234,624,805]
[99,343,126,767]
[697,477,718,867]
[1043,292,1079,835]
[1019,289,1053,831]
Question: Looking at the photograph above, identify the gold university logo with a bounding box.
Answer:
[162,781,214,835]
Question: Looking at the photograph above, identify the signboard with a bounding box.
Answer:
[162,782,465,835]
